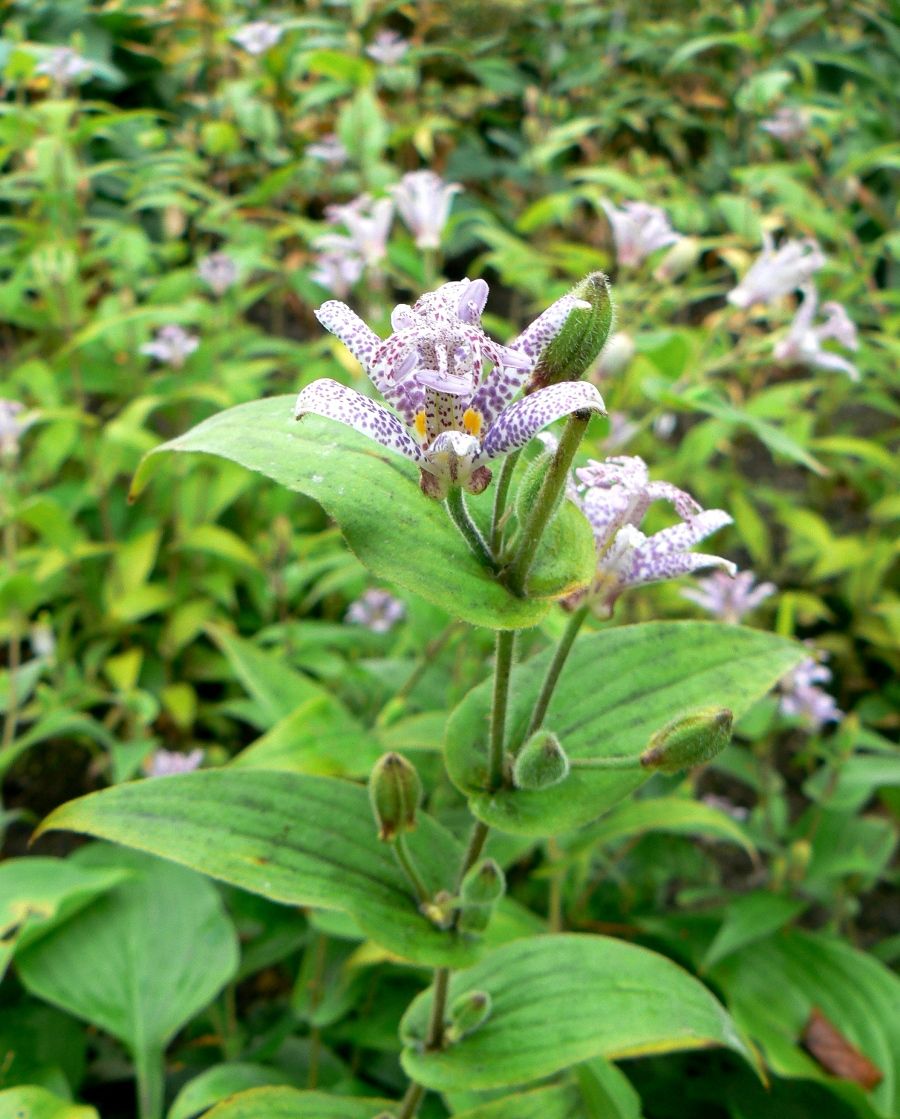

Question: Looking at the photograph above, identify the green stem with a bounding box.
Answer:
[524,604,590,742]
[505,412,591,596]
[570,754,643,771]
[134,1044,164,1119]
[455,820,490,891]
[445,486,494,569]
[2,486,20,755]
[397,1081,426,1119]
[489,449,520,558]
[394,833,431,905]
[488,630,515,791]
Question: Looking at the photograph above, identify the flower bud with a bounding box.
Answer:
[369,752,421,841]
[460,858,506,907]
[446,990,492,1043]
[529,272,615,390]
[512,730,570,790]
[513,449,557,523]
[653,236,702,283]
[640,708,733,774]
[594,331,635,381]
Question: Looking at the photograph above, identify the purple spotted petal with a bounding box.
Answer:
[458,278,489,323]
[508,294,591,360]
[628,510,735,587]
[294,378,426,466]
[368,334,426,426]
[315,301,383,383]
[480,381,605,462]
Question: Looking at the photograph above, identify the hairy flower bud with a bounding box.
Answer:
[460,858,506,907]
[446,990,492,1043]
[640,708,733,774]
[528,272,615,391]
[513,730,570,790]
[369,752,421,841]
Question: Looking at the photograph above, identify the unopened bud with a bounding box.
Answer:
[653,236,702,283]
[446,990,492,1043]
[513,730,570,790]
[369,752,421,841]
[514,449,557,523]
[640,708,733,774]
[460,858,505,907]
[595,331,635,381]
[529,272,615,390]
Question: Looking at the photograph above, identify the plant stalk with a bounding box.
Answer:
[489,449,520,558]
[394,833,431,905]
[505,412,591,596]
[524,603,590,741]
[445,486,494,569]
[488,630,515,791]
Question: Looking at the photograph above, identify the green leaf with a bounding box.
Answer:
[131,397,553,630]
[38,771,479,968]
[201,1087,392,1119]
[702,893,807,971]
[573,796,757,860]
[0,1087,98,1119]
[445,623,804,835]
[209,628,325,724]
[15,847,239,1119]
[401,934,754,1091]
[167,1064,294,1119]
[712,930,900,1118]
[0,856,128,979]
[575,1057,643,1119]
[453,1083,582,1118]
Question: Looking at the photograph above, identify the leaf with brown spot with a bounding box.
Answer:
[803,1007,883,1091]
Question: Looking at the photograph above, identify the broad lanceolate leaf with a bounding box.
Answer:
[131,396,569,629]
[453,1083,583,1118]
[401,934,753,1091]
[445,622,804,835]
[712,929,900,1118]
[167,1063,295,1119]
[39,771,478,968]
[0,1086,99,1119]
[202,1087,392,1119]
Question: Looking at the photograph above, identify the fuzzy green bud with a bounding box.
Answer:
[460,858,506,907]
[513,448,558,523]
[640,708,733,774]
[446,990,492,1043]
[513,730,570,790]
[528,272,615,391]
[369,752,421,841]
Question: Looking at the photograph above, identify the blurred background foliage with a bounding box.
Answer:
[0,1,897,1117]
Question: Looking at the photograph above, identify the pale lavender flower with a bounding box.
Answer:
[145,747,204,778]
[295,278,604,499]
[0,399,27,458]
[320,194,394,268]
[653,412,677,440]
[595,332,635,380]
[346,588,406,633]
[779,655,841,730]
[727,233,825,309]
[602,410,639,453]
[600,201,681,268]
[197,252,238,297]
[232,21,283,55]
[365,30,409,65]
[681,569,776,624]
[307,133,348,165]
[35,47,91,85]
[140,325,200,368]
[310,248,365,298]
[389,171,462,251]
[572,456,735,609]
[760,107,809,144]
[30,621,56,659]
[774,284,859,380]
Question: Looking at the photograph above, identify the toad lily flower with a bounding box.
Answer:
[295,279,605,499]
[389,171,462,251]
[681,569,776,623]
[727,233,825,309]
[600,201,681,268]
[572,456,735,610]
[774,283,859,380]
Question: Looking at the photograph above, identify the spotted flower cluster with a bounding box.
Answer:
[35,46,91,85]
[197,252,237,297]
[572,456,734,610]
[365,30,409,65]
[760,107,810,143]
[779,655,841,731]
[145,748,204,778]
[681,569,776,624]
[601,201,681,269]
[0,399,27,459]
[346,588,406,633]
[141,325,200,367]
[774,284,859,380]
[728,233,825,309]
[232,21,283,55]
[295,279,605,499]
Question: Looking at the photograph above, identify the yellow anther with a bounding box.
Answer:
[462,408,482,437]
[414,411,427,438]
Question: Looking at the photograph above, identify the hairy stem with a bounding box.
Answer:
[445,486,494,569]
[488,630,515,791]
[505,412,591,596]
[394,833,431,905]
[524,603,590,741]
[489,449,520,558]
